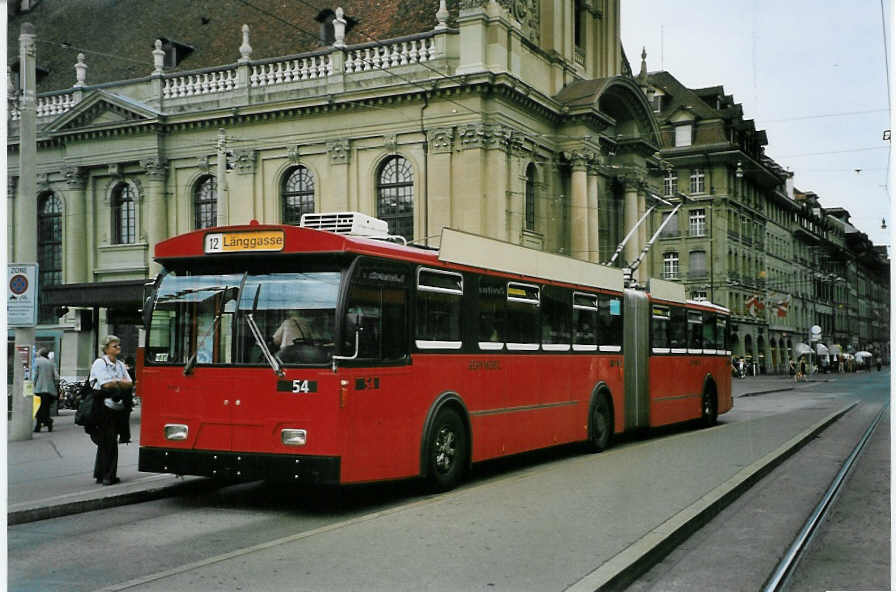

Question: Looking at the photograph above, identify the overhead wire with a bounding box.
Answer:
[32,39,149,66]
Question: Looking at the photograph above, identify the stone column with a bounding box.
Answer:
[229,149,257,224]
[454,126,485,234]
[63,166,88,283]
[622,175,640,269]
[141,158,168,275]
[485,143,508,241]
[568,151,589,260]
[426,127,455,247]
[455,1,488,74]
[637,181,648,283]
[327,139,351,212]
[586,162,600,262]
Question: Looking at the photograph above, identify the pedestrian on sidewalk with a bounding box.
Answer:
[88,335,134,486]
[33,347,58,432]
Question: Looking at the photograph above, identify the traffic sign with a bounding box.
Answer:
[8,264,38,327]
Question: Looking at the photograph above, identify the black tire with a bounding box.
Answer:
[701,388,718,427]
[588,394,613,452]
[425,408,466,492]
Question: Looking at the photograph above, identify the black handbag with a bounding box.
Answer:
[74,390,99,427]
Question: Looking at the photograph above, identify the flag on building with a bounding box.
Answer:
[773,294,791,318]
[745,294,765,317]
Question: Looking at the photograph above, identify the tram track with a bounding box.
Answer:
[761,402,889,592]
[619,391,889,592]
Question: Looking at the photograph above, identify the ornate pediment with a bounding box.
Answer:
[45,90,162,134]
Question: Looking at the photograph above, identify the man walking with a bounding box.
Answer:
[33,347,58,432]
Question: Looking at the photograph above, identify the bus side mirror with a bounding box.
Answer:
[142,296,153,329]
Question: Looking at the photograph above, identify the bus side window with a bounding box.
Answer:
[669,307,687,349]
[415,268,463,349]
[687,310,703,350]
[542,286,571,348]
[717,316,728,351]
[598,294,623,348]
[573,292,598,349]
[478,277,505,348]
[702,312,717,350]
[651,306,670,350]
[506,282,540,347]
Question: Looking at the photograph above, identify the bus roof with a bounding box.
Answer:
[154,222,725,310]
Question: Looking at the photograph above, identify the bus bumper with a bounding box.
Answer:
[138,447,341,485]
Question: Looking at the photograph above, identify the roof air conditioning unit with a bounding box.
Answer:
[300,212,390,237]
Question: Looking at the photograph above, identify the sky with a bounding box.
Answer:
[621,0,893,248]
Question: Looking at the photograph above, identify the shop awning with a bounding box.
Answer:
[794,342,813,358]
[41,280,148,308]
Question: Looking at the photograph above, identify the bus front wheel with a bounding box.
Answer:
[588,394,613,453]
[426,408,467,492]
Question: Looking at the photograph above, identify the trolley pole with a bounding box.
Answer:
[10,24,38,441]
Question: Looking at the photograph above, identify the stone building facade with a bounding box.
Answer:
[9,0,666,378]
[638,62,889,373]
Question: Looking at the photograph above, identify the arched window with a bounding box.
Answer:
[282,166,315,226]
[111,182,136,244]
[524,163,536,231]
[193,175,217,230]
[376,155,414,241]
[37,192,63,322]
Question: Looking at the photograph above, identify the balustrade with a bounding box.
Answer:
[12,30,445,121]
[163,68,238,98]
[344,37,436,73]
[34,93,76,118]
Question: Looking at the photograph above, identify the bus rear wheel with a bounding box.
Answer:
[701,389,718,427]
[588,394,613,452]
[426,408,466,492]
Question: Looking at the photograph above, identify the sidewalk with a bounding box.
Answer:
[731,371,836,397]
[7,373,837,525]
[7,406,207,525]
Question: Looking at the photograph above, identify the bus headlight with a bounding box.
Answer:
[281,429,307,446]
[164,424,189,441]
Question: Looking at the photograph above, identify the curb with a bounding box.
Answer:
[8,477,214,525]
[737,378,834,398]
[738,387,795,397]
[565,400,858,592]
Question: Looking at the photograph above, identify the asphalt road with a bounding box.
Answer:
[8,371,889,592]
[628,370,890,592]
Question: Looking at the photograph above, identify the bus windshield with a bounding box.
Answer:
[147,270,342,367]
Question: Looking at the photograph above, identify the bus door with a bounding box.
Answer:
[340,259,413,482]
[229,271,343,456]
[145,277,244,453]
[623,289,650,430]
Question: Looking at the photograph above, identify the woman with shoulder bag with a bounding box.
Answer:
[88,335,133,485]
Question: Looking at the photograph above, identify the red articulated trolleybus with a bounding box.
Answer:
[138,212,732,490]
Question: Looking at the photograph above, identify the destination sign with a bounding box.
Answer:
[204,230,285,253]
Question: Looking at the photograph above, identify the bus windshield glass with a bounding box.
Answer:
[147,270,341,367]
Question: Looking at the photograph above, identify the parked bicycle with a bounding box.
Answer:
[57,378,89,410]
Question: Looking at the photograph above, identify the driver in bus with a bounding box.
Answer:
[273,311,318,350]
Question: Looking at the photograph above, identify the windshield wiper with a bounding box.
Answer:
[244,283,284,377]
